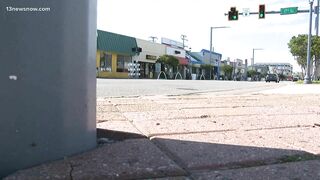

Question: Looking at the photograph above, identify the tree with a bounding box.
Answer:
[200,64,214,79]
[221,64,233,80]
[157,55,179,68]
[247,69,256,76]
[156,55,179,79]
[247,69,257,80]
[288,35,320,77]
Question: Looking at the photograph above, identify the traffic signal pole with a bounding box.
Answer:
[224,9,311,17]
[225,4,317,82]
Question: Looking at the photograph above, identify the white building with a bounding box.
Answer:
[161,37,188,78]
[254,63,293,76]
[136,38,166,78]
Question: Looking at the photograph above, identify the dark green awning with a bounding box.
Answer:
[97,30,137,56]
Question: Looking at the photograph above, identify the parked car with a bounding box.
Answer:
[292,76,299,82]
[265,74,279,83]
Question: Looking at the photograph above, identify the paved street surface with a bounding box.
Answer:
[97,79,286,97]
[5,82,320,179]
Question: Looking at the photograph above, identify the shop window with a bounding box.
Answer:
[117,55,131,72]
[100,52,112,72]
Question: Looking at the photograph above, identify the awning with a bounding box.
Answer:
[177,57,189,65]
[188,56,203,65]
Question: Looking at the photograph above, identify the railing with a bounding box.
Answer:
[157,71,167,80]
[175,72,183,80]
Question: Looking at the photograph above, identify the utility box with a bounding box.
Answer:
[0,0,97,177]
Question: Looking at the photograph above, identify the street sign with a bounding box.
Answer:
[280,7,298,15]
[243,8,250,16]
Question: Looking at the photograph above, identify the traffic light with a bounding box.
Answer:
[259,4,265,19]
[228,7,238,21]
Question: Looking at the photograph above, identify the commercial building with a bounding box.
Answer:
[136,38,166,79]
[96,30,139,78]
[186,51,203,79]
[161,38,189,79]
[254,63,293,77]
[221,58,248,80]
[96,30,225,80]
[185,50,222,80]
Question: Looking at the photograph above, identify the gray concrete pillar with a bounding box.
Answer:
[0,0,97,177]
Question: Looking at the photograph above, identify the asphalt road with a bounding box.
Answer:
[97,79,287,97]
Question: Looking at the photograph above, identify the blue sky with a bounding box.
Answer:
[97,0,315,72]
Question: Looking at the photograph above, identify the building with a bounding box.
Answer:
[185,50,222,80]
[254,63,293,77]
[96,30,139,78]
[161,38,189,79]
[221,58,248,80]
[200,49,222,77]
[136,38,166,79]
[186,51,204,79]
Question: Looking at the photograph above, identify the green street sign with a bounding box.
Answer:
[280,7,298,15]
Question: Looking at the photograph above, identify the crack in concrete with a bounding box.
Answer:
[147,125,313,138]
[69,162,74,180]
[180,105,273,109]
[150,139,194,180]
[148,129,236,138]
[244,125,313,132]
[188,154,320,173]
[127,112,316,121]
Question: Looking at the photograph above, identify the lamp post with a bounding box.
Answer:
[252,48,263,70]
[210,26,230,79]
[305,0,314,84]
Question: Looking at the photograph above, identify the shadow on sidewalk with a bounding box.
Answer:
[151,137,319,172]
[4,129,319,179]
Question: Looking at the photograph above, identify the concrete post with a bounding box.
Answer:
[0,0,97,177]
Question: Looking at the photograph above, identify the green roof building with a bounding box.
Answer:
[96,30,139,78]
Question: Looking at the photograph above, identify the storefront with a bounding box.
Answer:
[186,51,204,79]
[162,38,188,79]
[136,38,166,79]
[200,49,222,78]
[96,30,138,78]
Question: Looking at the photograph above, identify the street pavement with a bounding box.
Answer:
[5,83,320,179]
[97,79,286,97]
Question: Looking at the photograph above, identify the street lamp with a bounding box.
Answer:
[210,26,230,79]
[252,48,263,70]
[305,0,314,84]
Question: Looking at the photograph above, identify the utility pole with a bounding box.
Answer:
[181,34,188,49]
[149,36,158,43]
[316,0,320,36]
[305,0,314,84]
[315,0,320,80]
[252,48,263,70]
[209,26,230,79]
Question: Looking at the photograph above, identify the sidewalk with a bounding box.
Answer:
[260,83,320,94]
[5,84,320,179]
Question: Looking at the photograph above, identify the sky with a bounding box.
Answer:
[97,0,317,72]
